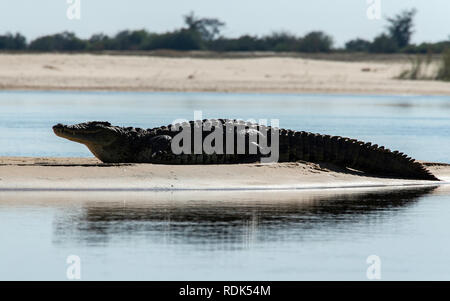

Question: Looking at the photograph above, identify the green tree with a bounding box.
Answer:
[297,31,333,52]
[0,33,26,50]
[184,12,225,41]
[263,31,299,52]
[387,9,417,49]
[87,33,111,51]
[111,30,151,50]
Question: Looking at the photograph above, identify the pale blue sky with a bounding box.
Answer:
[1,0,449,46]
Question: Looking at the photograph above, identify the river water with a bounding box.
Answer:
[0,91,449,280]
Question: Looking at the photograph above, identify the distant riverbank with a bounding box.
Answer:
[1,53,449,95]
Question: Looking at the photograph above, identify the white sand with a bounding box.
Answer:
[0,157,447,191]
[1,53,449,95]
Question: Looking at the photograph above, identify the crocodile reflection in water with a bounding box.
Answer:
[52,186,437,247]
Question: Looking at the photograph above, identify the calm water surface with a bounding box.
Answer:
[0,91,449,161]
[0,91,449,280]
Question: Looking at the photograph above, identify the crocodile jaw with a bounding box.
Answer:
[52,123,104,145]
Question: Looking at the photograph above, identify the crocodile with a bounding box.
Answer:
[52,120,439,181]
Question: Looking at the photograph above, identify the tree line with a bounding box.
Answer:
[1,10,448,54]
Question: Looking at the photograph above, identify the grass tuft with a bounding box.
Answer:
[436,49,450,81]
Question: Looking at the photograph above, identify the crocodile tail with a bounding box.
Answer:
[289,131,439,181]
[344,139,439,181]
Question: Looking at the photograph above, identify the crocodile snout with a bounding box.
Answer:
[53,123,64,130]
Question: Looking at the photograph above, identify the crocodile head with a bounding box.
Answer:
[53,121,128,162]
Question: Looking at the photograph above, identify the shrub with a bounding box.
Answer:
[398,56,425,80]
[369,34,398,53]
[208,35,266,51]
[29,32,87,51]
[144,29,203,51]
[110,30,152,50]
[345,38,371,52]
